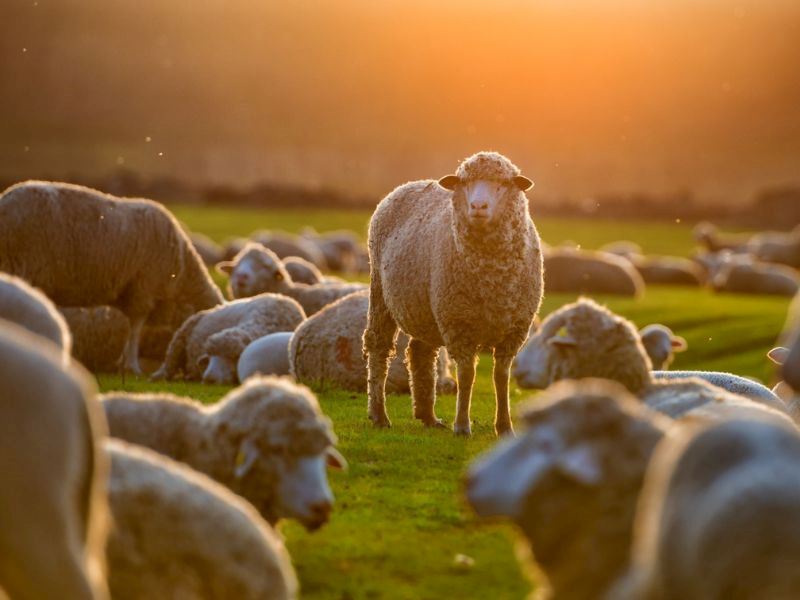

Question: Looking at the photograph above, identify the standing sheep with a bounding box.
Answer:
[543,247,645,297]
[106,439,297,600]
[617,418,800,599]
[102,376,347,530]
[217,242,365,315]
[0,321,109,600]
[364,151,543,435]
[0,272,71,363]
[151,293,306,384]
[288,291,456,394]
[0,181,224,374]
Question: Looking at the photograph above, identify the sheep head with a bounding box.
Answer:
[216,242,291,299]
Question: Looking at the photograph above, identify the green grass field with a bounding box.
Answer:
[100,205,792,600]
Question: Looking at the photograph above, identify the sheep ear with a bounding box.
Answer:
[437,175,461,191]
[326,447,348,471]
[513,175,534,191]
[216,261,235,275]
[234,438,260,479]
[671,336,688,351]
[768,347,790,365]
[557,444,602,485]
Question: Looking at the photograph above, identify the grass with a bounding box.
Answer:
[98,205,791,599]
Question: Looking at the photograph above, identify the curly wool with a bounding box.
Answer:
[102,376,337,525]
[455,150,522,182]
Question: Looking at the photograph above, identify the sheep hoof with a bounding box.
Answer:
[369,414,392,428]
[495,424,515,437]
[453,423,472,437]
[422,418,448,430]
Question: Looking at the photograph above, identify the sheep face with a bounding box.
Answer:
[217,245,290,299]
[200,354,237,385]
[639,325,687,370]
[274,454,336,531]
[439,176,531,230]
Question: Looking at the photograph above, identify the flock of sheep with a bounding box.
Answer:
[1,150,799,599]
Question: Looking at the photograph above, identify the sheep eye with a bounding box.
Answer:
[275,272,283,281]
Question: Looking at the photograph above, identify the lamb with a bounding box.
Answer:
[289,290,456,394]
[251,230,328,269]
[151,293,306,384]
[638,324,687,370]
[364,151,543,435]
[238,332,294,380]
[106,439,297,600]
[711,255,800,297]
[543,247,645,297]
[0,320,109,600]
[512,298,789,415]
[0,272,71,363]
[617,418,800,599]
[102,376,347,530]
[216,242,365,315]
[0,181,224,374]
[283,255,324,285]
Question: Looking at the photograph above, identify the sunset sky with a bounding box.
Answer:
[2,0,799,203]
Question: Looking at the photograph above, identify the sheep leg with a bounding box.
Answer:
[492,352,514,436]
[122,316,145,376]
[407,338,445,428]
[453,353,477,436]
[363,281,397,428]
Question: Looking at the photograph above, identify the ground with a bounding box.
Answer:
[98,205,791,600]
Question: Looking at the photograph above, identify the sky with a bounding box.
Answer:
[1,0,799,204]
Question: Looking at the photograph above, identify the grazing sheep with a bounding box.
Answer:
[0,272,71,363]
[251,230,327,269]
[60,306,130,372]
[238,332,294,381]
[217,242,365,316]
[106,439,297,600]
[711,255,800,297]
[543,247,645,297]
[364,151,543,435]
[692,222,750,253]
[618,418,800,600]
[627,255,704,287]
[638,324,687,370]
[748,228,800,269]
[102,376,347,529]
[151,293,306,384]
[466,379,671,600]
[189,231,224,267]
[0,181,224,374]
[512,298,788,415]
[0,320,109,600]
[283,256,324,285]
[289,291,456,394]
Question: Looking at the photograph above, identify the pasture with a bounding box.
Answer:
[99,205,790,599]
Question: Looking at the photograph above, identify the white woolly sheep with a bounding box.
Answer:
[617,418,800,600]
[151,293,306,384]
[102,376,347,529]
[251,230,328,269]
[283,255,324,285]
[238,332,294,381]
[543,247,645,297]
[217,242,365,315]
[106,439,297,600]
[0,181,224,374]
[0,320,109,600]
[0,272,71,363]
[364,151,543,435]
[512,298,789,415]
[289,291,456,394]
[638,324,687,370]
[711,254,799,297]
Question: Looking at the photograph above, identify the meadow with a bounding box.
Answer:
[99,205,792,600]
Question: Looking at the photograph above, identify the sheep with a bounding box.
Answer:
[60,306,130,372]
[101,376,347,530]
[301,227,364,273]
[512,298,789,415]
[364,151,543,435]
[222,236,249,261]
[288,290,456,394]
[599,243,704,286]
[617,417,800,600]
[251,230,328,269]
[151,293,306,384]
[0,181,224,374]
[106,439,297,600]
[638,324,687,370]
[747,227,800,269]
[0,272,71,363]
[238,332,294,381]
[283,255,324,285]
[466,379,672,600]
[599,240,644,257]
[711,255,800,297]
[543,247,645,297]
[189,231,224,266]
[0,320,109,600]
[692,221,750,253]
[216,242,365,316]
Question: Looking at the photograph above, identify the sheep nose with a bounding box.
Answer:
[308,499,332,526]
[470,200,489,211]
